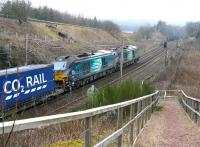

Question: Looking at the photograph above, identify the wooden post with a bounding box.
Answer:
[145,99,148,124]
[137,101,141,135]
[185,99,188,113]
[147,96,150,120]
[117,108,123,147]
[198,102,200,126]
[25,33,29,65]
[190,100,192,119]
[141,100,144,129]
[85,117,92,147]
[129,104,134,145]
[194,101,198,124]
[151,95,154,113]
[149,96,153,120]
[192,101,195,122]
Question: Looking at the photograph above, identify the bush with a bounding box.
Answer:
[87,80,154,108]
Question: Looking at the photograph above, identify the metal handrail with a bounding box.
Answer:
[181,98,200,117]
[0,91,159,134]
[95,95,159,147]
[179,90,200,124]
[180,90,200,103]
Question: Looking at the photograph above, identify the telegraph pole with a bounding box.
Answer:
[164,41,168,67]
[120,41,124,81]
[25,33,29,65]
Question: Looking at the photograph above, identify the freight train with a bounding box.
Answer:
[0,45,139,115]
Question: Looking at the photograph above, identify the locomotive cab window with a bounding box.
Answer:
[132,50,135,58]
[124,52,128,61]
[83,62,90,75]
[102,57,108,68]
[53,61,67,71]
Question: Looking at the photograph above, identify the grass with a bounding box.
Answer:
[49,140,84,147]
[57,24,83,31]
[87,80,154,108]
[32,22,59,39]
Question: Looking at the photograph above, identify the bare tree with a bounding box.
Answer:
[14,0,31,24]
[137,26,154,40]
[1,0,31,24]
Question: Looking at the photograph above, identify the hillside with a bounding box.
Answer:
[0,17,164,68]
[0,17,120,67]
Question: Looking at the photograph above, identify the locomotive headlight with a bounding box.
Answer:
[54,71,68,81]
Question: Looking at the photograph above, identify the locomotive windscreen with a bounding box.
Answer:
[53,61,67,71]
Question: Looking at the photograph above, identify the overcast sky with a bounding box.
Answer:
[30,0,200,24]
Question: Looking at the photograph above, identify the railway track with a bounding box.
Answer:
[16,45,167,118]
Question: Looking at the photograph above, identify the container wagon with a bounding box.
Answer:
[0,64,55,116]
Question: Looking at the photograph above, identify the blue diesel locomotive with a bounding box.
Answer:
[53,45,139,90]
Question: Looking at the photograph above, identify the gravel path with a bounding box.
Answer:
[135,99,200,147]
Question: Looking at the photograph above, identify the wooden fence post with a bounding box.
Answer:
[194,101,199,124]
[197,102,200,126]
[194,101,197,122]
[145,99,148,124]
[117,108,123,147]
[129,104,134,145]
[141,100,144,129]
[137,101,141,135]
[85,117,92,147]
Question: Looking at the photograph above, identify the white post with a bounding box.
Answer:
[25,33,29,65]
[15,32,18,39]
[140,80,144,90]
[164,91,166,100]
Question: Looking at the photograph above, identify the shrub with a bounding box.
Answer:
[87,80,154,108]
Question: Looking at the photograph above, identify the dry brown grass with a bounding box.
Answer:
[154,39,200,98]
[0,120,85,147]
[0,111,140,147]
[173,50,200,97]
[0,114,119,147]
[0,17,121,65]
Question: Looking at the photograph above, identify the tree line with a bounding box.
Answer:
[185,22,200,39]
[136,21,185,41]
[0,0,121,36]
[136,20,200,41]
